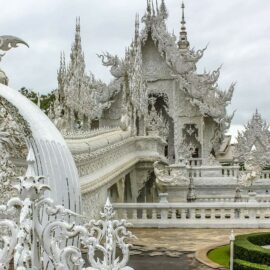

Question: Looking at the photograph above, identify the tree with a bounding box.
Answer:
[19,87,55,114]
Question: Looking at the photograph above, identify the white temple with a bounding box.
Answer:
[2,2,270,269]
[42,1,270,217]
[2,0,270,229]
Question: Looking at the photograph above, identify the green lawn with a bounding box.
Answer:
[207,245,230,268]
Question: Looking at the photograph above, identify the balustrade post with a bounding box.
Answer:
[152,208,158,219]
[161,208,168,220]
[142,209,147,219]
[132,209,137,220]
[189,208,196,219]
[122,209,128,219]
[200,209,205,220]
[171,209,177,220]
[181,208,187,220]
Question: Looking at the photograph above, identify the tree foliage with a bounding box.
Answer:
[19,87,55,114]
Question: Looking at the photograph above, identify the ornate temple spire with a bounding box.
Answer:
[57,51,66,86]
[152,0,156,16]
[75,17,81,43]
[135,13,140,44]
[160,0,168,20]
[178,2,190,50]
[71,17,82,57]
[156,0,160,15]
[69,17,85,73]
[57,51,66,100]
[147,0,152,15]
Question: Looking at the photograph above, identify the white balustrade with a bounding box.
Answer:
[189,158,203,167]
[113,201,270,228]
[197,195,270,203]
[260,170,270,179]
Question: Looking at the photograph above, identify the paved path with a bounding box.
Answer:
[130,228,270,252]
[128,228,270,269]
[129,253,210,270]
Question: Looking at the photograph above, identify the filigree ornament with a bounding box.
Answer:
[83,198,135,270]
[0,148,135,270]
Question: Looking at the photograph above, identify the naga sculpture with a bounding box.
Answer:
[97,52,127,79]
[153,161,189,191]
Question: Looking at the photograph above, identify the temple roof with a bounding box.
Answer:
[129,1,234,127]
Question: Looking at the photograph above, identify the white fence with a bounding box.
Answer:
[197,195,270,203]
[114,202,270,228]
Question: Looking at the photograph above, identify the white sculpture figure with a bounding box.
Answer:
[0,35,29,85]
[84,197,135,270]
[239,151,262,188]
[146,96,168,139]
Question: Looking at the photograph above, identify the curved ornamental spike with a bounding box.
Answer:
[0,35,29,52]
[0,35,29,85]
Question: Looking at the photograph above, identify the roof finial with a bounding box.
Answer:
[62,51,66,72]
[147,0,152,15]
[135,13,140,43]
[76,17,80,33]
[178,1,190,50]
[160,0,168,20]
[151,0,156,16]
[156,0,160,15]
[181,1,185,25]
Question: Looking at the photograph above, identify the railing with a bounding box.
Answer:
[189,158,203,167]
[188,165,239,178]
[260,170,270,179]
[222,166,239,177]
[63,126,120,139]
[114,202,270,228]
[197,195,270,203]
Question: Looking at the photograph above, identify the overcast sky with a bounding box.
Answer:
[1,0,270,139]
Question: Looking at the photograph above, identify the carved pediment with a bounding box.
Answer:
[142,38,173,81]
[234,110,270,166]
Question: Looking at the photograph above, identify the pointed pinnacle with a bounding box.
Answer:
[26,146,36,177]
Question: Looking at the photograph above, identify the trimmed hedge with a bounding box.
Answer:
[234,259,270,270]
[234,233,270,269]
